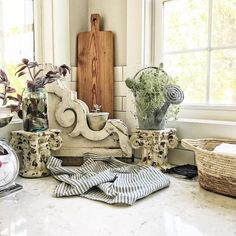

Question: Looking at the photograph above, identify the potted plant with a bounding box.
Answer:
[0,68,23,114]
[0,69,17,106]
[125,64,184,130]
[0,69,17,126]
[15,58,70,132]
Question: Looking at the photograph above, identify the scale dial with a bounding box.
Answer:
[0,141,19,189]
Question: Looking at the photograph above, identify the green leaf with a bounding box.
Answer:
[16,71,26,78]
[125,78,136,89]
[15,65,27,75]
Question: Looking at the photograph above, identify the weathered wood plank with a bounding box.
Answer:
[77,14,114,118]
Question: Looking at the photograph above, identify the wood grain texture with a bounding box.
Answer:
[77,14,114,118]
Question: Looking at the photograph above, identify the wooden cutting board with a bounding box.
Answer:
[77,14,114,118]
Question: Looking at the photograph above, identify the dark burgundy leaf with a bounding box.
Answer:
[0,80,7,84]
[44,77,56,85]
[22,58,29,65]
[7,104,19,113]
[28,62,39,68]
[27,80,34,89]
[60,65,70,76]
[47,74,60,79]
[0,146,8,155]
[45,71,60,79]
[57,67,63,75]
[0,93,5,99]
[0,69,8,82]
[60,64,71,72]
[34,79,44,87]
[62,68,68,76]
[1,97,7,105]
[34,69,43,79]
[45,71,55,76]
[17,110,23,119]
[5,86,16,93]
[7,95,19,101]
[17,94,22,101]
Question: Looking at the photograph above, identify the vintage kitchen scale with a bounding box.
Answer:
[0,114,22,198]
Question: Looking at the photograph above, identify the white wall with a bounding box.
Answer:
[69,0,127,67]
[69,0,88,67]
[88,0,127,66]
[125,0,143,128]
[53,0,70,65]
[67,0,128,120]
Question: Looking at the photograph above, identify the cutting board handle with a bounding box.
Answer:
[91,14,101,31]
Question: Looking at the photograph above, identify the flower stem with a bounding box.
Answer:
[27,66,34,81]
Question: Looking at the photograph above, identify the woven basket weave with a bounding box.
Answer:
[181,139,236,198]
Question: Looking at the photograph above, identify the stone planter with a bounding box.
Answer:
[10,129,62,178]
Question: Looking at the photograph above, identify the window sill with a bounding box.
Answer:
[167,118,236,140]
[181,104,236,111]
[0,117,22,140]
[178,106,236,122]
[166,118,236,164]
[169,118,236,126]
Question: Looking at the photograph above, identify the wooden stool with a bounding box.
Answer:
[130,128,178,167]
[10,129,62,177]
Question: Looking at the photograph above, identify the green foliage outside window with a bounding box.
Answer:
[163,0,236,105]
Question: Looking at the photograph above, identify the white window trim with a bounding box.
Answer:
[0,0,36,123]
[152,0,236,122]
[34,0,70,66]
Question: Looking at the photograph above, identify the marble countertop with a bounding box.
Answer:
[0,175,235,236]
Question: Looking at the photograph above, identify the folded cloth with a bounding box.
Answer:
[213,143,236,157]
[47,156,170,205]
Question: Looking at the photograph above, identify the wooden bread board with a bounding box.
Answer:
[77,14,114,118]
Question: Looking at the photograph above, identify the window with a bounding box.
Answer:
[161,0,236,106]
[0,0,34,94]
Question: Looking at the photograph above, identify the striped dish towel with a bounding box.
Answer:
[47,156,170,205]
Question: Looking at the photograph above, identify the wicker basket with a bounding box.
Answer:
[181,139,236,198]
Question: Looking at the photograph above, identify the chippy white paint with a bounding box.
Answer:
[10,129,62,177]
[130,128,178,167]
[45,80,132,159]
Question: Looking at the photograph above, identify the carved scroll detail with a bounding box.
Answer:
[46,81,132,157]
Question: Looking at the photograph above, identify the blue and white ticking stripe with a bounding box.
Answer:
[47,156,170,205]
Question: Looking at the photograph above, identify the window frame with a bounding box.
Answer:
[0,0,71,118]
[125,0,236,158]
[152,0,236,121]
[34,0,70,66]
[0,0,35,118]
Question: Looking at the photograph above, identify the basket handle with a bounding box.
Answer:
[181,139,199,152]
